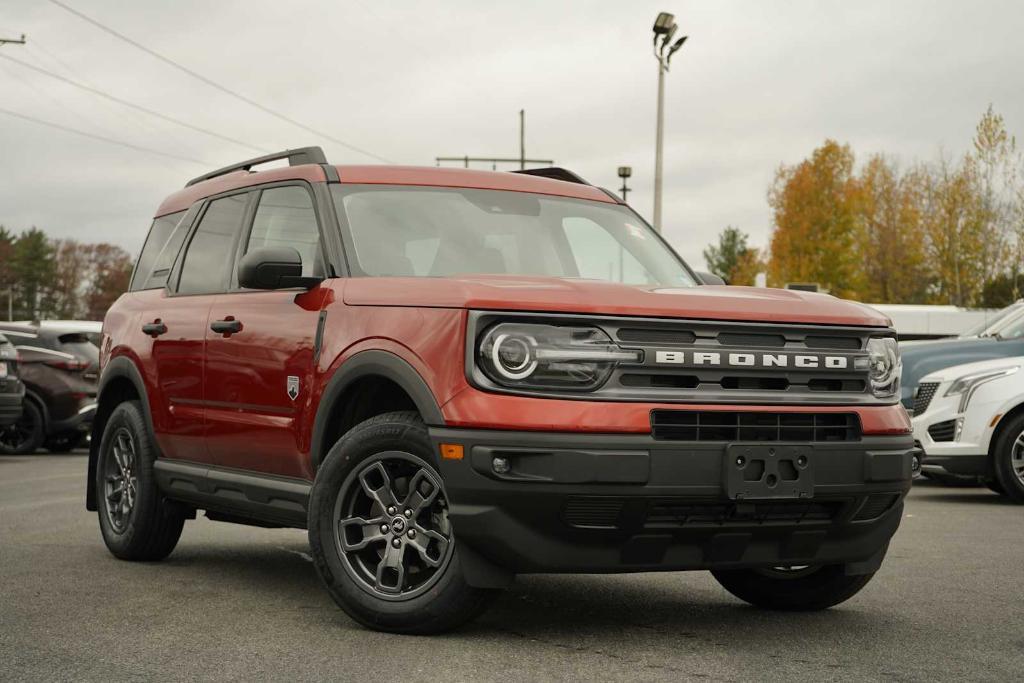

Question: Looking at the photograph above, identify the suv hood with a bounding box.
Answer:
[343,276,891,327]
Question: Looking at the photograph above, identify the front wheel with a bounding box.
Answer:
[992,414,1024,503]
[712,565,875,611]
[308,411,496,634]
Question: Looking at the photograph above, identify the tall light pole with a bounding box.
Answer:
[617,166,632,202]
[651,13,687,233]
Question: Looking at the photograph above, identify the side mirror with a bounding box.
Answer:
[696,271,727,286]
[238,247,322,290]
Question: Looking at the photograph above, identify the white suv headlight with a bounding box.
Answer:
[865,337,900,399]
[944,365,1019,412]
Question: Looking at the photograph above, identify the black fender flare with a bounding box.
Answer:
[310,350,445,471]
[86,356,155,510]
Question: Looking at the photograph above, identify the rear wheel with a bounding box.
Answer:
[96,401,185,560]
[712,565,875,611]
[0,400,45,455]
[992,414,1024,503]
[308,411,495,634]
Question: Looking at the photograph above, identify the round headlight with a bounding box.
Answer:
[490,333,538,380]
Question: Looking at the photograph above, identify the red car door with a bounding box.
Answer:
[203,184,331,479]
[147,192,252,463]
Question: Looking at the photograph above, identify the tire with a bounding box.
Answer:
[984,478,1006,496]
[711,565,875,611]
[0,400,45,455]
[991,413,1024,503]
[95,401,185,561]
[45,432,85,453]
[308,411,496,634]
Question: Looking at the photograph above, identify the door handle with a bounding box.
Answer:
[210,318,243,336]
[142,320,167,337]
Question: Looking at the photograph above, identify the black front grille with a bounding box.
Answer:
[853,494,900,521]
[562,497,624,529]
[914,382,939,415]
[646,500,840,528]
[651,410,861,442]
[561,496,844,530]
[928,419,957,442]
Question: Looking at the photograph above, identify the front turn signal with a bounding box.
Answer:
[440,443,464,460]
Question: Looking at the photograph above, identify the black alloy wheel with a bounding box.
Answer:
[334,451,454,599]
[0,401,45,455]
[103,427,139,533]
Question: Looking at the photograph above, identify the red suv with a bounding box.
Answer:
[89,147,913,633]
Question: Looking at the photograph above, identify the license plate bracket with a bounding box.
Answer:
[725,444,815,500]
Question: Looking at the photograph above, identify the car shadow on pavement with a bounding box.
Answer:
[467,572,890,646]
[911,491,1015,505]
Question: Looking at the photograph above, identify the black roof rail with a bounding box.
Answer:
[185,146,328,187]
[512,167,590,185]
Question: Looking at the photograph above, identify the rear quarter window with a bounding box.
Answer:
[131,210,188,291]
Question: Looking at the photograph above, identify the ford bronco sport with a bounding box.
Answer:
[89,147,913,633]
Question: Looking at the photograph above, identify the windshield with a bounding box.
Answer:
[330,185,696,287]
[962,303,1024,338]
[991,310,1024,340]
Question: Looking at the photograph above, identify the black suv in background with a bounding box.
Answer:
[0,323,98,454]
[0,333,24,430]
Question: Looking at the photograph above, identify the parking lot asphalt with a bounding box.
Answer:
[1,452,1022,682]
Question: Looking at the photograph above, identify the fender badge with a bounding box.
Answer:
[287,375,300,401]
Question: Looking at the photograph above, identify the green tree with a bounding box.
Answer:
[703,226,752,283]
[11,228,56,320]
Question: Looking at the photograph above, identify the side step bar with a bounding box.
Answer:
[153,460,311,529]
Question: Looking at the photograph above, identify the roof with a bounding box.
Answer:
[155,163,616,217]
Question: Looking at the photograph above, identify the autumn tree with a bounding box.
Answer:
[82,243,133,320]
[767,140,863,298]
[50,240,91,319]
[854,156,931,303]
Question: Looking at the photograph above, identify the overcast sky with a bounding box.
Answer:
[2,0,1023,269]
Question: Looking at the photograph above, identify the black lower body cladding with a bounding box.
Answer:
[430,427,914,575]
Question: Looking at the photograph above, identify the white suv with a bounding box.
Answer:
[912,356,1024,501]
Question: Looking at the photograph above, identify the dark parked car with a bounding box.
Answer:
[0,323,98,454]
[0,333,25,431]
[901,302,1024,413]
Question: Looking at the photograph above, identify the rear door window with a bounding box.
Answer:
[177,194,249,295]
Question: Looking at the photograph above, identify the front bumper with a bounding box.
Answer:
[431,427,914,574]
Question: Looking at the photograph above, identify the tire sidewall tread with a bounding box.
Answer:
[308,411,494,634]
[96,400,184,561]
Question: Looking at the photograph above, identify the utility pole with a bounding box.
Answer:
[519,109,526,170]
[0,33,27,47]
[651,13,687,232]
[6,286,12,322]
[438,110,553,170]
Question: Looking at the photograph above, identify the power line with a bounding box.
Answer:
[0,107,210,165]
[0,52,269,155]
[47,0,395,164]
